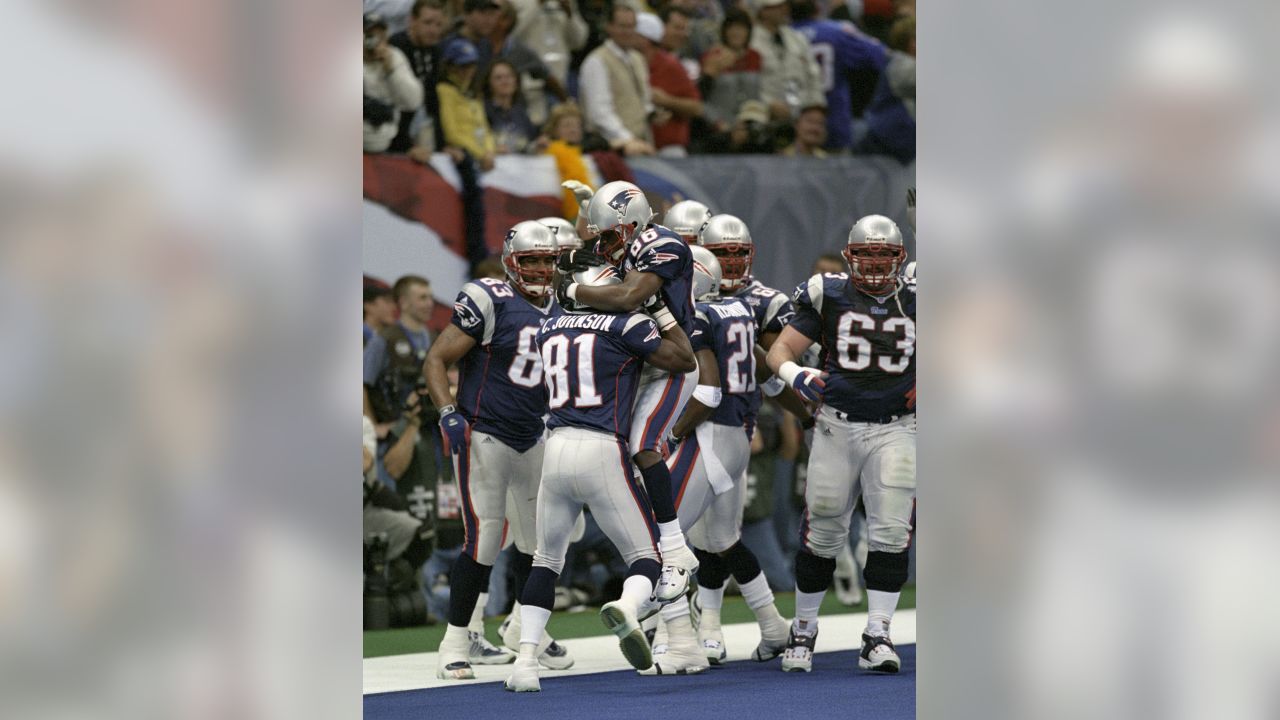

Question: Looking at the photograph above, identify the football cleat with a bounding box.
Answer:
[858,633,901,673]
[701,633,727,665]
[499,611,575,670]
[640,620,709,676]
[654,544,700,603]
[469,631,516,665]
[753,616,790,662]
[601,601,653,671]
[780,626,818,673]
[503,656,542,693]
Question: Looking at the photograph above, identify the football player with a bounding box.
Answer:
[765,214,916,674]
[698,214,796,353]
[662,200,712,244]
[556,180,702,605]
[425,221,567,680]
[504,264,697,692]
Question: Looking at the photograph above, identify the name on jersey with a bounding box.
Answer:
[708,302,753,320]
[545,313,617,332]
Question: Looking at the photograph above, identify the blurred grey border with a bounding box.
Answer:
[0,0,359,717]
[921,1,1280,719]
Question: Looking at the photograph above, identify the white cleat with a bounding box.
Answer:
[780,626,818,673]
[753,616,790,662]
[641,618,708,675]
[499,612,575,670]
[600,601,653,671]
[503,656,542,692]
[436,650,475,680]
[858,633,901,673]
[653,544,700,603]
[701,634,727,665]
[468,631,516,665]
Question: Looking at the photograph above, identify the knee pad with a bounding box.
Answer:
[794,549,837,594]
[628,557,661,585]
[471,517,505,566]
[521,566,559,611]
[800,517,847,559]
[694,547,729,589]
[863,550,910,592]
[721,541,762,585]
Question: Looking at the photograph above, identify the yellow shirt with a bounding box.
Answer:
[544,139,591,219]
[437,81,496,160]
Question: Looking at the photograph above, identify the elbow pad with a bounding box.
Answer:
[692,384,722,408]
[761,375,786,398]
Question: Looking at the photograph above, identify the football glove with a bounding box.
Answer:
[439,408,470,456]
[779,361,826,404]
[561,180,594,206]
[556,248,606,274]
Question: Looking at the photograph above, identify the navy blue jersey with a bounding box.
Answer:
[538,311,663,439]
[733,278,796,338]
[788,273,916,421]
[616,223,696,336]
[451,278,560,452]
[793,19,887,150]
[692,297,760,427]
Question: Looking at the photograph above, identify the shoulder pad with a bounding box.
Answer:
[458,281,503,344]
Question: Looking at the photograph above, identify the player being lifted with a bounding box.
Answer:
[557,180,703,604]
[505,264,697,692]
[766,214,916,674]
[425,221,568,680]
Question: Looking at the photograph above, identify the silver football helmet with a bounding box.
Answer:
[562,263,622,313]
[663,200,711,243]
[844,214,906,294]
[698,214,754,292]
[584,180,654,266]
[690,245,722,302]
[502,220,559,297]
[538,216,582,251]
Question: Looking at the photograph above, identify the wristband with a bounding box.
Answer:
[778,360,803,386]
[761,375,786,397]
[438,404,456,417]
[567,283,579,302]
[691,384,722,408]
[651,305,676,331]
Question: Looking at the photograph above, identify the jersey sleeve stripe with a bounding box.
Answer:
[806,274,826,313]
[462,282,498,345]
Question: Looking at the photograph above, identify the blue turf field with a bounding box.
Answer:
[365,645,915,720]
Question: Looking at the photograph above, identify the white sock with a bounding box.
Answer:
[664,613,698,651]
[621,573,654,609]
[519,604,552,647]
[517,642,538,661]
[739,572,774,610]
[660,595,691,621]
[442,623,470,653]
[865,590,900,637]
[698,584,725,612]
[700,606,721,634]
[793,588,825,636]
[468,592,488,633]
[658,521,686,553]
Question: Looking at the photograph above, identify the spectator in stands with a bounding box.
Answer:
[791,0,887,153]
[484,60,546,153]
[491,1,571,127]
[811,251,845,275]
[662,0,722,62]
[854,14,915,162]
[749,0,823,122]
[780,104,828,157]
[364,13,426,153]
[445,0,504,93]
[578,4,656,157]
[725,99,777,153]
[473,256,507,279]
[508,0,588,99]
[542,102,593,219]
[389,0,449,155]
[636,11,704,157]
[364,283,398,346]
[364,0,416,35]
[437,39,498,170]
[698,8,762,134]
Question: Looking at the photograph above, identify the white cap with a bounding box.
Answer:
[636,12,664,44]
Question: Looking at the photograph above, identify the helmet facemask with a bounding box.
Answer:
[709,244,754,292]
[844,243,906,294]
[593,225,634,267]
[505,250,558,297]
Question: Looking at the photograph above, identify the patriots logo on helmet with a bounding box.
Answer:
[607,187,644,213]
[454,301,482,329]
[693,260,711,277]
[504,228,518,246]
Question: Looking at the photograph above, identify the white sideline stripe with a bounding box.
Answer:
[363,609,915,695]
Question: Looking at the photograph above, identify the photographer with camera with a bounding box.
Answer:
[365,12,425,153]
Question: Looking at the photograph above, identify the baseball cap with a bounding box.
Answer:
[736,100,769,125]
[363,12,388,32]
[443,38,480,65]
[635,13,664,44]
[464,0,501,11]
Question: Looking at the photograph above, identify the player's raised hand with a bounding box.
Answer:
[561,180,594,206]
[439,408,470,456]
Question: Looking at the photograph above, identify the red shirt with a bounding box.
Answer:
[648,49,702,149]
